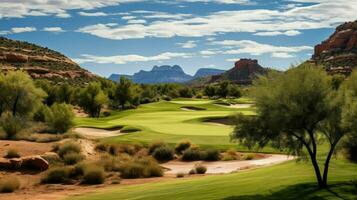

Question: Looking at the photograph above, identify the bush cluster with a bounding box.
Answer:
[56,142,85,165]
[152,146,174,162]
[175,140,192,154]
[119,157,163,179]
[181,147,221,161]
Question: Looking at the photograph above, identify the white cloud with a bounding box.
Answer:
[78,11,108,17]
[74,52,192,65]
[127,19,147,24]
[254,30,301,36]
[271,52,295,58]
[0,0,143,19]
[177,40,197,48]
[181,0,253,4]
[77,1,357,40]
[122,16,136,20]
[210,40,312,57]
[43,27,65,33]
[11,27,37,34]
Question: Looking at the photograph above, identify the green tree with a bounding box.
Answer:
[45,103,74,133]
[231,66,357,188]
[218,81,230,98]
[179,87,194,98]
[228,85,242,98]
[0,71,46,117]
[35,80,57,105]
[79,82,108,117]
[56,83,74,104]
[203,85,217,98]
[115,77,134,109]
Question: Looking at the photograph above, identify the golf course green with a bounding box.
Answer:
[75,98,258,150]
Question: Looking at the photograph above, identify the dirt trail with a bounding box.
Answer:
[73,127,123,139]
[161,154,293,174]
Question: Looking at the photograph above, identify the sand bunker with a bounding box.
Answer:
[181,106,206,111]
[216,104,253,109]
[74,127,123,139]
[161,154,293,175]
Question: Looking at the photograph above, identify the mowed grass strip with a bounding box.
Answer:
[68,159,357,200]
[75,99,258,150]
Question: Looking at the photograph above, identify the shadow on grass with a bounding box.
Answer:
[223,182,357,200]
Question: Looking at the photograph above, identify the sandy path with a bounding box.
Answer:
[161,154,293,174]
[73,127,123,139]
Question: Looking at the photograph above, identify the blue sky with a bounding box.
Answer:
[1,0,356,77]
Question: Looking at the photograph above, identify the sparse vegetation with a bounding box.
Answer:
[119,157,163,179]
[152,146,174,162]
[63,152,85,165]
[57,142,82,158]
[42,167,71,184]
[194,164,207,174]
[4,149,21,159]
[0,112,25,139]
[175,140,192,154]
[0,176,20,193]
[82,166,105,185]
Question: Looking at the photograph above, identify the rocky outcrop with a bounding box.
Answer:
[312,20,357,75]
[210,59,267,84]
[0,37,98,84]
[0,155,49,171]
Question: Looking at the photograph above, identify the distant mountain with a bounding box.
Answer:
[109,65,192,84]
[209,59,267,84]
[109,66,226,84]
[193,68,225,78]
[0,36,98,84]
[108,74,133,82]
[311,20,357,75]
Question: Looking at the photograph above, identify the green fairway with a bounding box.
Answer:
[69,158,357,200]
[75,99,259,150]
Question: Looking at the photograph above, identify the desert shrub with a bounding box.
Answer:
[63,152,85,165]
[148,141,167,154]
[202,149,221,161]
[243,153,256,160]
[176,172,185,178]
[33,104,49,122]
[119,157,163,179]
[195,164,207,174]
[4,149,21,159]
[95,143,109,152]
[0,112,25,139]
[189,169,196,175]
[0,176,20,193]
[222,154,236,161]
[152,146,174,162]
[82,166,105,185]
[57,142,82,158]
[175,140,192,154]
[343,136,357,163]
[45,103,74,133]
[41,152,62,165]
[98,154,122,172]
[181,148,202,161]
[42,167,71,184]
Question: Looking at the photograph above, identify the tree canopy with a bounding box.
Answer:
[231,65,357,188]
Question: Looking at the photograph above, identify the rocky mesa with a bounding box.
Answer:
[0,37,97,84]
[312,20,357,75]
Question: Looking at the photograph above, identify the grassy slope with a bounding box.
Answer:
[75,99,261,150]
[72,98,357,200]
[70,159,357,200]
